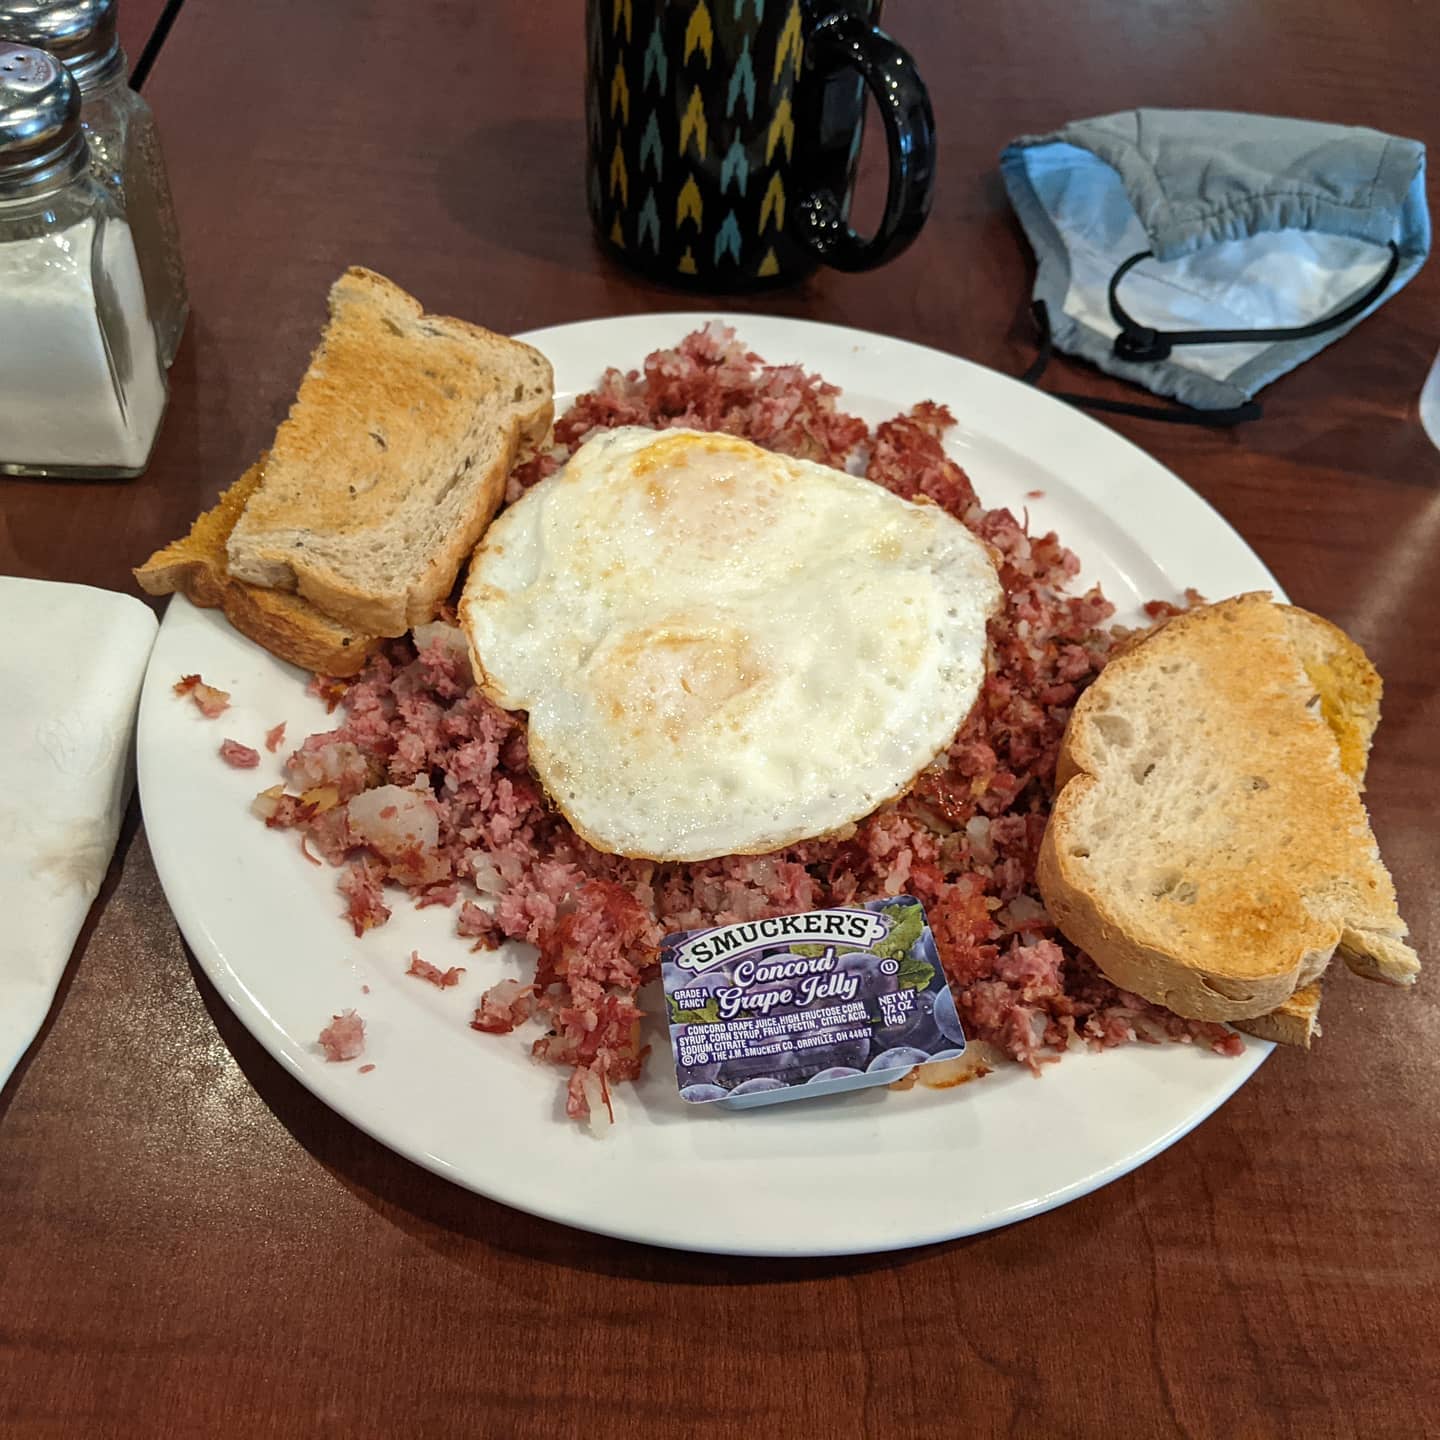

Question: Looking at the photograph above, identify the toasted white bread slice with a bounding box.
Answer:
[226,267,553,636]
[1036,593,1418,1024]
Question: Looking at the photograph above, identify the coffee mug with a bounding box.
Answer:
[585,0,935,290]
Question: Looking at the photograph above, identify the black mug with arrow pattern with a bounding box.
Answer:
[585,0,935,290]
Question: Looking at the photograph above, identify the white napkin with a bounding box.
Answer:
[0,578,157,1089]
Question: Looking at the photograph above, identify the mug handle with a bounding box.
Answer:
[796,9,937,272]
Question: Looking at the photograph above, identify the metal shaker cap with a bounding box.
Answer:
[0,43,86,198]
[0,0,120,93]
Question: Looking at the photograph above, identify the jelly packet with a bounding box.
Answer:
[660,896,965,1109]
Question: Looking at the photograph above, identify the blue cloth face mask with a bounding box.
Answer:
[1001,109,1430,425]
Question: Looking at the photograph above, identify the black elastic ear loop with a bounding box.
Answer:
[1108,240,1401,362]
[1022,301,1263,427]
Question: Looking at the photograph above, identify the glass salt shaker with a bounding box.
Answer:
[0,0,187,365]
[0,44,167,477]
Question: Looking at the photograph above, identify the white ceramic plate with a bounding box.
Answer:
[138,314,1281,1256]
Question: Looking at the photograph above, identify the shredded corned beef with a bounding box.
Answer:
[263,325,1242,1120]
[338,857,391,935]
[406,950,465,989]
[175,673,230,718]
[508,321,869,501]
[1143,588,1207,621]
[219,738,260,769]
[471,977,536,1033]
[318,1009,365,1062]
[265,722,287,753]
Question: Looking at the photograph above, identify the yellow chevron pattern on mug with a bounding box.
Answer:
[757,247,780,277]
[610,140,629,204]
[680,86,709,160]
[612,0,632,40]
[773,1,802,82]
[676,174,703,228]
[766,94,794,163]
[684,1,713,65]
[758,172,785,233]
[610,62,629,123]
[679,246,698,274]
[610,215,625,248]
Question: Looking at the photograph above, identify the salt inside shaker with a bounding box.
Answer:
[0,44,166,477]
[0,0,188,365]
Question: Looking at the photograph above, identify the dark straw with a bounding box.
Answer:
[128,0,187,92]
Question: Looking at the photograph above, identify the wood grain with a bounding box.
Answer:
[1,1,1437,1435]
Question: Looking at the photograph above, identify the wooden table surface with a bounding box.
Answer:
[3,2,1438,1435]
[115,0,163,62]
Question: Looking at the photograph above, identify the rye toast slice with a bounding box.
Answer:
[225,267,553,636]
[135,456,380,677]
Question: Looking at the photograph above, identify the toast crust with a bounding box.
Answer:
[1277,604,1381,786]
[1233,981,1323,1048]
[135,457,381,677]
[1036,593,1417,1023]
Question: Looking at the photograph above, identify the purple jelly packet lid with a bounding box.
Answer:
[660,896,966,1110]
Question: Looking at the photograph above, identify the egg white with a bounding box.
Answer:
[460,426,1001,862]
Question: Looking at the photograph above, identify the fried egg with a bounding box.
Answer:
[460,426,1001,862]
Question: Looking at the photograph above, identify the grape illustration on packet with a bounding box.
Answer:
[660,897,966,1110]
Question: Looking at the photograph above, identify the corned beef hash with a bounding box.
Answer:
[251,325,1242,1122]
